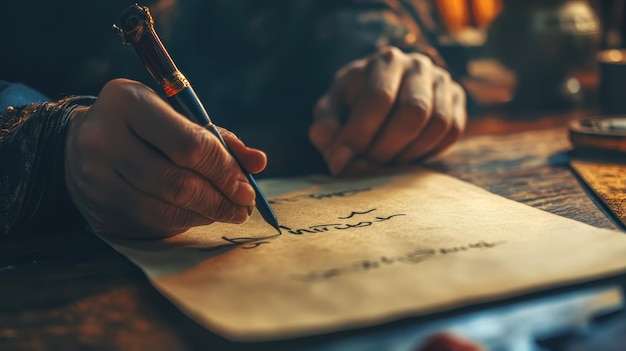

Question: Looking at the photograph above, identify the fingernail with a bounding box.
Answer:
[232,180,255,205]
[328,145,353,175]
[247,203,255,216]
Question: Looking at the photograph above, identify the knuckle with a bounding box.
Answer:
[100,78,128,95]
[452,80,464,91]
[435,69,452,84]
[101,78,141,104]
[409,54,433,70]
[452,82,466,99]
[377,46,403,62]
[217,127,239,143]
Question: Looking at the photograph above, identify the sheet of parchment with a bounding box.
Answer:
[103,167,626,341]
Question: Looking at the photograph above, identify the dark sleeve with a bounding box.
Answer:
[0,84,96,237]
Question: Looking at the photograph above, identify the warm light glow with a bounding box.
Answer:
[436,0,502,31]
[436,0,469,32]
[607,49,624,62]
[472,0,502,28]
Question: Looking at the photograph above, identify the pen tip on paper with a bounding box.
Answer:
[272,222,282,234]
[259,208,280,234]
[257,198,280,233]
[263,211,280,233]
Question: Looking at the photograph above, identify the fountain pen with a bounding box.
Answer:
[114,4,280,233]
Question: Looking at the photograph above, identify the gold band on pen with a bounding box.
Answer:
[162,71,190,97]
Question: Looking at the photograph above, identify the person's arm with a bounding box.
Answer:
[0,81,95,237]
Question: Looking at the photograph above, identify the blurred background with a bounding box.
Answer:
[1,0,623,118]
[431,0,626,115]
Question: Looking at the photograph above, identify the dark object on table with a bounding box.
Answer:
[598,49,626,114]
[486,0,601,110]
[569,116,626,154]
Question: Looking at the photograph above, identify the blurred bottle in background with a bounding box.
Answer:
[594,0,625,49]
[592,0,626,115]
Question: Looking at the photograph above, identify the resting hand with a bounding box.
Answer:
[65,78,266,239]
[310,46,466,175]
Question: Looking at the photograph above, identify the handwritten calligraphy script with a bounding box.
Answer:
[268,187,371,204]
[293,240,507,282]
[104,168,626,341]
[200,208,405,250]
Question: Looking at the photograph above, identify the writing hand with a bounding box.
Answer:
[64,79,267,239]
[309,46,466,175]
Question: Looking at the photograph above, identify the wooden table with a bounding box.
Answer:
[1,109,625,351]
